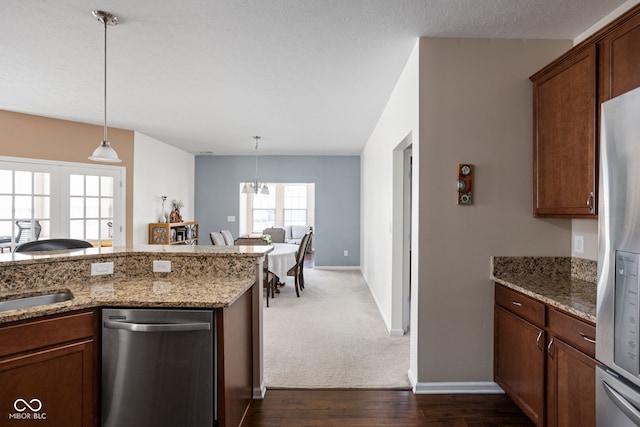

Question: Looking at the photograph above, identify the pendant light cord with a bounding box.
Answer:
[103,17,108,143]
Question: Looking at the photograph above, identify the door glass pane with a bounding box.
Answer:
[85,219,99,240]
[15,171,32,194]
[70,220,84,239]
[101,176,113,197]
[101,198,113,217]
[34,172,50,194]
[14,196,32,218]
[0,196,12,219]
[0,170,11,193]
[86,176,99,197]
[86,198,99,218]
[38,220,50,240]
[0,221,12,237]
[70,175,84,196]
[34,196,50,219]
[70,197,84,218]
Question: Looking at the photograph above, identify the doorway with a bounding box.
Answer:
[391,135,413,335]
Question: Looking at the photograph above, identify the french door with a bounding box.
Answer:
[0,157,125,250]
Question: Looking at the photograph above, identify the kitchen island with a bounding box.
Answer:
[0,245,271,427]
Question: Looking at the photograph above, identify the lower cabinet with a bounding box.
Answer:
[494,284,596,427]
[0,310,97,427]
[494,305,545,425]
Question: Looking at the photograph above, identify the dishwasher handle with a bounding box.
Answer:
[104,319,211,332]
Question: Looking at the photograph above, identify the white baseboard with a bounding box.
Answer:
[389,328,405,336]
[253,383,266,399]
[412,381,504,394]
[313,266,361,270]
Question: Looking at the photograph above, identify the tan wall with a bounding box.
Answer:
[416,38,573,383]
[0,110,135,246]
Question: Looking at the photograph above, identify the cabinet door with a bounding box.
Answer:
[532,45,597,217]
[546,337,596,427]
[600,11,640,102]
[0,340,95,427]
[494,306,545,426]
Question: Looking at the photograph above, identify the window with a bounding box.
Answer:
[283,185,307,226]
[251,184,276,232]
[240,183,314,235]
[0,157,125,250]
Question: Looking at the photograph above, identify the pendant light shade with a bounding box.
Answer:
[89,10,122,163]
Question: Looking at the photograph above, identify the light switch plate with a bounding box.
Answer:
[574,235,585,254]
[153,260,172,273]
[227,216,236,222]
[91,262,114,276]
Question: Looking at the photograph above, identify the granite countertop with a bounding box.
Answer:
[0,245,272,324]
[491,256,597,323]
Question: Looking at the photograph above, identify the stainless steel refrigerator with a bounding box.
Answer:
[596,85,640,426]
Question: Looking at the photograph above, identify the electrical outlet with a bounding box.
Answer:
[344,250,349,257]
[153,260,172,273]
[227,216,236,222]
[574,235,585,254]
[91,262,114,276]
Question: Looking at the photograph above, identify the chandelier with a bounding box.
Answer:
[241,136,269,195]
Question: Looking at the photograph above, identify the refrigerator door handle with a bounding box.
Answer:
[104,319,211,332]
[603,380,640,425]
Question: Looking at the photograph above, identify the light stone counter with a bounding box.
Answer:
[0,245,272,323]
[491,256,597,323]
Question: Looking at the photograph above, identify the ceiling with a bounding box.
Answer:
[0,0,627,155]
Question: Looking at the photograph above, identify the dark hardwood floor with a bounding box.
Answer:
[242,389,535,426]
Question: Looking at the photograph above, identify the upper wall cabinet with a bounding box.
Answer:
[530,4,640,218]
[532,46,597,218]
[599,11,640,102]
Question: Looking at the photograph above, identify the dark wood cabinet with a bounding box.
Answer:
[530,4,640,218]
[494,284,597,427]
[532,45,598,218]
[494,305,545,426]
[546,337,596,427]
[599,11,640,102]
[0,310,97,427]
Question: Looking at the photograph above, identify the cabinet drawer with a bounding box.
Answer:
[547,308,595,358]
[495,284,545,327]
[0,310,95,358]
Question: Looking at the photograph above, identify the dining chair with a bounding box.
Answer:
[220,230,234,245]
[209,231,226,245]
[286,231,312,297]
[234,237,278,306]
[262,227,285,243]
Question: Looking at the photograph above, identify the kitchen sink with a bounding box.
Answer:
[0,291,74,312]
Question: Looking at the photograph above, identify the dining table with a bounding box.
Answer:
[267,243,298,284]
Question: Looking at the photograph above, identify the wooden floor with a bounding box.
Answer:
[241,389,535,427]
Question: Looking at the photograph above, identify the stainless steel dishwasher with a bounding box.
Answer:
[102,308,216,427]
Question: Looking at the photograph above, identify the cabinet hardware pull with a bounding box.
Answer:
[536,331,543,351]
[586,192,595,213]
[511,301,523,307]
[580,332,596,344]
[547,338,554,359]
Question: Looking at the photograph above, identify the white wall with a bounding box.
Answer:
[133,132,195,245]
[413,38,574,390]
[361,41,419,339]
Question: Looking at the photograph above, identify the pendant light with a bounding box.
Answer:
[89,10,122,163]
[241,136,269,195]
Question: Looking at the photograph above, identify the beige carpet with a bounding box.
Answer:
[263,268,411,389]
